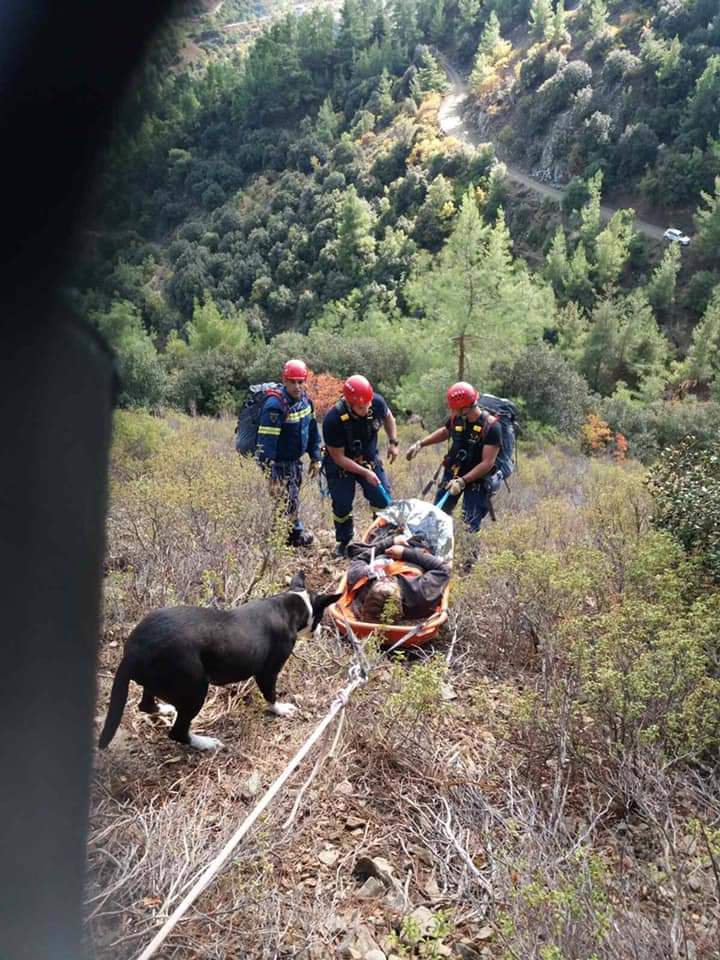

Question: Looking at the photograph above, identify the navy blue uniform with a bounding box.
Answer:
[256,388,321,542]
[434,412,502,531]
[322,393,392,545]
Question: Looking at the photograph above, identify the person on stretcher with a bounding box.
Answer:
[345,533,451,625]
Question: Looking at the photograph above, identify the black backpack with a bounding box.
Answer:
[478,393,520,479]
[234,383,288,454]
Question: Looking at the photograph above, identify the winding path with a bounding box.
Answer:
[438,60,668,242]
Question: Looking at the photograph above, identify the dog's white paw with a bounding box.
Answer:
[269,701,297,718]
[156,702,177,717]
[188,733,223,751]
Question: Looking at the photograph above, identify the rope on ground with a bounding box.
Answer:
[134,663,367,960]
[133,616,426,960]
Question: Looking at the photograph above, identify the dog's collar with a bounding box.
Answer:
[291,589,313,630]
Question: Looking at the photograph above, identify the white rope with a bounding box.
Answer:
[134,669,366,960]
[133,617,427,960]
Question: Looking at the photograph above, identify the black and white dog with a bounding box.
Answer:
[98,572,340,751]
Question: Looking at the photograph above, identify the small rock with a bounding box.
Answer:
[414,847,434,866]
[338,925,383,959]
[358,877,385,899]
[365,950,386,960]
[440,682,457,701]
[384,887,406,912]
[423,875,441,899]
[318,848,340,867]
[335,780,354,797]
[355,855,396,888]
[476,926,494,941]
[241,771,262,799]
[454,943,482,960]
[408,906,434,937]
[345,816,366,830]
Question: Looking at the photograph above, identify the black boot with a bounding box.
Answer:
[334,542,348,559]
[289,530,314,548]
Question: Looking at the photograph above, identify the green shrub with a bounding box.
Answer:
[111,410,172,478]
[599,396,720,463]
[647,437,720,580]
[566,533,720,759]
[491,342,594,435]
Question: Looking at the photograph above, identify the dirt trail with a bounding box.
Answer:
[438,60,668,241]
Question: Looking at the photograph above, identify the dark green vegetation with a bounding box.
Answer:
[468,0,720,212]
[75,0,720,451]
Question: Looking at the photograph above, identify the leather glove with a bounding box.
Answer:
[406,441,422,461]
[308,460,321,480]
[447,477,466,497]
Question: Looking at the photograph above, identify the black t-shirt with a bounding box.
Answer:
[323,393,389,461]
[347,548,450,621]
[444,412,502,472]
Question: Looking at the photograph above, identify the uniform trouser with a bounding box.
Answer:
[434,468,502,532]
[324,459,391,544]
[269,460,304,540]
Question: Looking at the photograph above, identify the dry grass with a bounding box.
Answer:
[87,414,720,959]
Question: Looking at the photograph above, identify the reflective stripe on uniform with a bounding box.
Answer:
[333,511,353,523]
[258,426,282,435]
[286,407,311,423]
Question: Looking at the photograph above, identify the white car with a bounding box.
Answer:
[663,227,691,245]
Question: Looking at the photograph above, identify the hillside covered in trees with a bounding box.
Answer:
[72,0,720,460]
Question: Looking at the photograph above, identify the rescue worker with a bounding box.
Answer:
[406,381,502,531]
[255,358,321,547]
[322,374,399,557]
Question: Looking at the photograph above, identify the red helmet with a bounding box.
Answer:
[447,381,478,410]
[283,358,308,380]
[343,374,373,406]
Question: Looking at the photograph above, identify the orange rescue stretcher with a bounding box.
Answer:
[328,498,454,650]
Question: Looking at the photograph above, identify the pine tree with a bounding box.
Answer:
[685,55,720,144]
[485,161,509,220]
[579,170,604,253]
[694,176,720,256]
[555,301,589,362]
[374,69,395,122]
[529,0,553,42]
[646,243,681,314]
[458,0,482,29]
[685,288,720,386]
[565,242,593,306]
[585,0,608,38]
[469,53,493,95]
[544,226,569,291]
[580,292,669,395]
[316,96,341,145]
[405,191,551,380]
[336,187,377,279]
[478,11,501,55]
[390,0,420,53]
[429,0,445,45]
[187,294,250,354]
[551,0,571,47]
[593,210,636,290]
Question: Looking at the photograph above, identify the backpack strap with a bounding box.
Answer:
[335,398,356,455]
[266,386,290,419]
[480,410,499,443]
